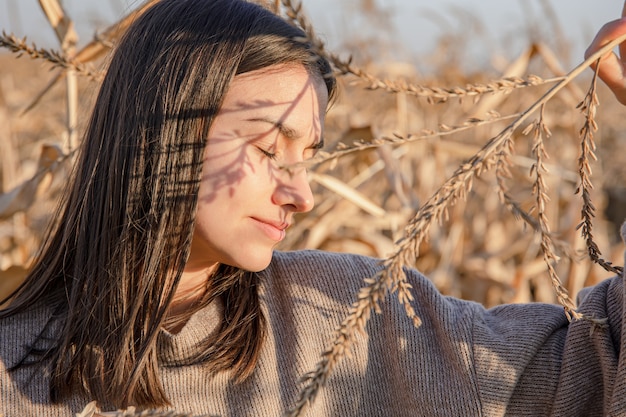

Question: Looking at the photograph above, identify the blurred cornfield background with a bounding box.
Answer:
[5,1,626,413]
[1,0,626,311]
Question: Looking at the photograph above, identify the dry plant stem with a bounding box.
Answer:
[333,58,561,103]
[494,136,541,230]
[494,117,573,262]
[285,269,408,417]
[0,32,101,81]
[280,0,320,45]
[297,112,520,169]
[76,401,195,417]
[38,0,79,150]
[65,68,78,150]
[21,0,159,117]
[576,62,624,276]
[286,32,626,417]
[527,106,579,319]
[279,0,558,103]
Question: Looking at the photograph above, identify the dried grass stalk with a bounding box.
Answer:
[526,105,579,318]
[300,112,518,169]
[0,32,100,81]
[286,31,626,417]
[576,62,624,276]
[280,0,559,104]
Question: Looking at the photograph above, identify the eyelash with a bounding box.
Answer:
[258,147,277,160]
[256,143,322,160]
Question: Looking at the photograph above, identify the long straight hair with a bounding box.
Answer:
[1,0,335,408]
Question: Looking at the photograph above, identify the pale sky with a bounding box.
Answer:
[0,0,621,71]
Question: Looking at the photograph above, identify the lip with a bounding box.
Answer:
[251,217,290,242]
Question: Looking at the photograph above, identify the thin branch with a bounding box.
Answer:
[495,139,576,263]
[333,59,562,103]
[293,112,520,170]
[575,61,624,275]
[527,106,579,319]
[279,0,560,102]
[0,31,102,81]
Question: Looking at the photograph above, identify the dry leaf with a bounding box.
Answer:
[75,402,100,417]
[0,144,64,220]
[38,0,78,50]
[309,172,386,217]
[0,265,28,307]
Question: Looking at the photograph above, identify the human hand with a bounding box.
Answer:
[584,3,626,105]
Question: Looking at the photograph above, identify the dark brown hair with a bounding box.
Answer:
[0,0,335,408]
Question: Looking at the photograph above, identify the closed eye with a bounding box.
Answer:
[311,139,325,150]
[305,138,324,159]
[257,147,277,160]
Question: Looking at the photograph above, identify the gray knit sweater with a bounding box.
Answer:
[1,245,625,416]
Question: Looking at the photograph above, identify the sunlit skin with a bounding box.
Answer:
[585,2,626,104]
[167,64,329,322]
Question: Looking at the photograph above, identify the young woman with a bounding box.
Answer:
[2,0,626,416]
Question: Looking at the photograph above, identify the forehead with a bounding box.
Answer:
[220,64,329,116]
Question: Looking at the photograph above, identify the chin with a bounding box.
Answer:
[230,251,274,272]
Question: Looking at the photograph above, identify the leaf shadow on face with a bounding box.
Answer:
[196,75,324,209]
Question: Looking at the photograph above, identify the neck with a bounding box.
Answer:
[164,263,218,333]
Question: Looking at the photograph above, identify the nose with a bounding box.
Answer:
[272,166,315,213]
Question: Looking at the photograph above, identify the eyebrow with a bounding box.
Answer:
[246,117,324,149]
[247,117,299,139]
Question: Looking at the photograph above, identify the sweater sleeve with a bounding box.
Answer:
[270,240,626,416]
[268,250,575,416]
[362,248,626,417]
[372,260,626,417]
[378,266,571,416]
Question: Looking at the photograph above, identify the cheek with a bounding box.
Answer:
[198,148,278,206]
[199,145,249,198]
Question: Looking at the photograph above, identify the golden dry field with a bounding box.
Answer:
[1,0,626,313]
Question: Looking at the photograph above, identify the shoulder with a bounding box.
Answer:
[268,249,382,279]
[0,300,54,331]
[261,250,383,308]
[0,301,57,368]
[0,301,80,416]
[262,249,479,323]
[265,249,441,302]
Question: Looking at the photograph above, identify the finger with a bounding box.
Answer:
[595,55,626,105]
[621,2,626,59]
[585,17,626,62]
[594,52,625,88]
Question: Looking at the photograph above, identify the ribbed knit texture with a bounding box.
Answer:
[2,229,625,416]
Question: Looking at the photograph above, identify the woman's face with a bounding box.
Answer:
[187,64,329,273]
